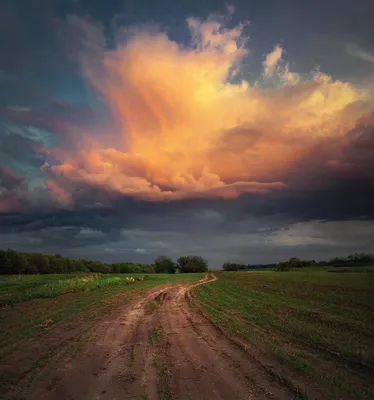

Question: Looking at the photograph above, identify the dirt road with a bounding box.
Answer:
[20,274,296,400]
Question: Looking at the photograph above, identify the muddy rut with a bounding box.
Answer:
[24,274,296,400]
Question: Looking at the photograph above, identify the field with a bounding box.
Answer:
[1,269,373,399]
[192,269,374,399]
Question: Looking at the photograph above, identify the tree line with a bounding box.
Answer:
[0,249,208,275]
[222,262,278,271]
[222,253,374,271]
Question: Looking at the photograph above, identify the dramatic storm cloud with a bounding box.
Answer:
[1,0,373,264]
[43,15,372,204]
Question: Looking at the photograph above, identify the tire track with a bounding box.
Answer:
[157,274,295,400]
[27,285,172,400]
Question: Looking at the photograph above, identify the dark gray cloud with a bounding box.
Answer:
[0,178,372,265]
[0,129,45,170]
[0,166,24,191]
[0,166,27,213]
[1,100,103,141]
[1,205,372,265]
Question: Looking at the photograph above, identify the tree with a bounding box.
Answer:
[65,258,76,273]
[178,255,208,273]
[75,259,88,272]
[329,256,348,266]
[155,256,176,273]
[0,250,13,274]
[288,257,303,268]
[347,253,374,265]
[23,264,39,274]
[30,253,51,274]
[5,249,28,274]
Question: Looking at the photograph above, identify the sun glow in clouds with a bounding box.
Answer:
[46,13,371,204]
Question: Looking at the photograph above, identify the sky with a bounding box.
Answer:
[1,0,374,266]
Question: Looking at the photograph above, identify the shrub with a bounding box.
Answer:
[155,256,176,274]
[178,255,208,273]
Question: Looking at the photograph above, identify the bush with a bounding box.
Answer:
[178,255,208,273]
[155,256,176,273]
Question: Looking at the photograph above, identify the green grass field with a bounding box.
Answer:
[0,273,204,395]
[192,269,374,399]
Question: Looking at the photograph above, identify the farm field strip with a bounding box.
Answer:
[192,271,374,400]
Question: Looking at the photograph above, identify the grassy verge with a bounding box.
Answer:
[0,273,204,306]
[193,270,374,399]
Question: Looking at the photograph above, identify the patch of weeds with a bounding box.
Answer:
[156,364,173,400]
[146,300,158,315]
[148,328,161,344]
[38,318,54,331]
[151,324,173,400]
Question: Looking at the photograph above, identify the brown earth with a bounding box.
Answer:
[5,274,299,400]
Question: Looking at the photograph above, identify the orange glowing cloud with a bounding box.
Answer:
[46,14,373,204]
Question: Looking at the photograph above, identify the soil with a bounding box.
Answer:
[4,275,299,400]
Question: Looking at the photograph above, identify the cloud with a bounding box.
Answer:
[0,189,372,265]
[263,44,283,78]
[37,13,372,208]
[2,99,102,142]
[270,219,374,248]
[346,43,374,64]
[134,248,147,254]
[226,4,235,15]
[262,44,300,85]
[6,106,31,112]
[0,166,24,191]
[1,12,374,227]
[0,166,25,212]
[0,127,45,170]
